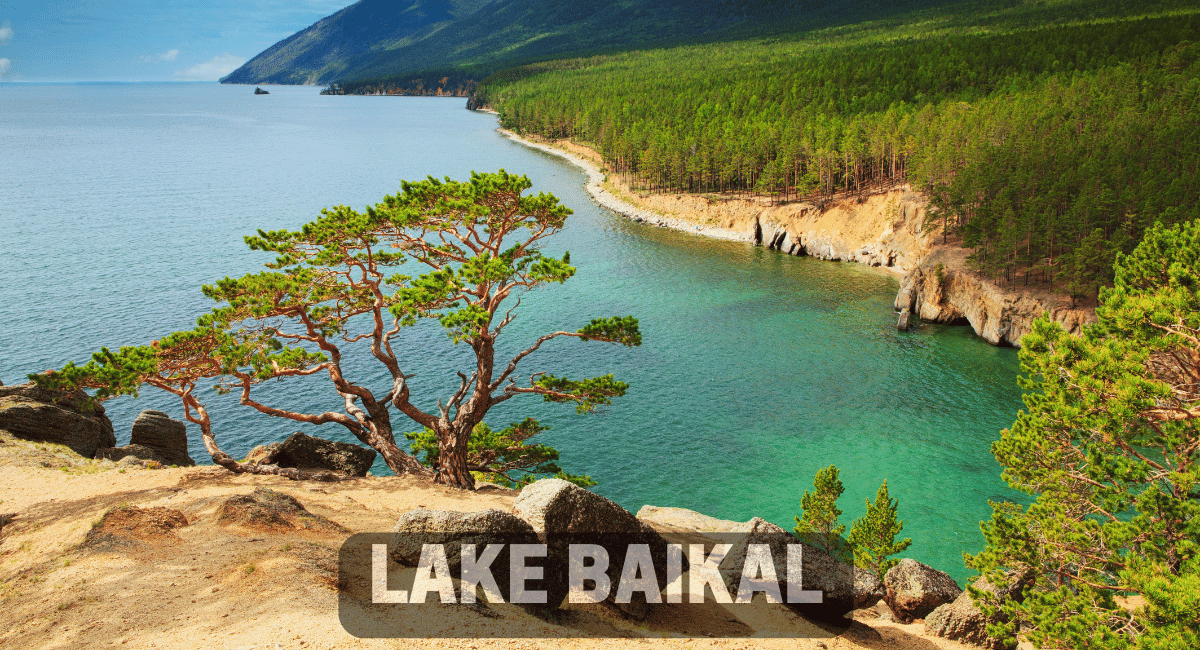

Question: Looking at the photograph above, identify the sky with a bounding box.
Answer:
[0,0,354,81]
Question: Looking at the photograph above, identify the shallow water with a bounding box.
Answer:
[0,82,1024,582]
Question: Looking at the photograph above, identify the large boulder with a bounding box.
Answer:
[390,508,540,603]
[97,410,195,466]
[0,382,115,457]
[853,567,887,610]
[129,410,193,466]
[390,508,540,566]
[638,505,870,612]
[247,431,376,476]
[925,571,1032,649]
[884,558,963,622]
[514,479,669,613]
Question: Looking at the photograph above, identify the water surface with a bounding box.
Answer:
[0,82,1023,582]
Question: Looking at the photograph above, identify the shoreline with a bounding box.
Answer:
[498,128,752,243]
[496,125,1095,347]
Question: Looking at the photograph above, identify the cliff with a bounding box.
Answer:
[499,131,1096,347]
[895,245,1095,346]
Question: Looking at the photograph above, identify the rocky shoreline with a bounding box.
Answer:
[0,409,1003,648]
[498,129,1096,347]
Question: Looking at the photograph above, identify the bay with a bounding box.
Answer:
[0,82,1023,583]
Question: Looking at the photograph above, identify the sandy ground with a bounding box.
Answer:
[0,432,984,650]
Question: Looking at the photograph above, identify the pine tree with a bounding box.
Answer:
[967,219,1200,649]
[794,464,849,560]
[847,480,913,580]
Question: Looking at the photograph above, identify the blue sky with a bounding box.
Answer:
[0,0,352,81]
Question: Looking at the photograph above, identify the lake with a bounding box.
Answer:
[0,82,1024,582]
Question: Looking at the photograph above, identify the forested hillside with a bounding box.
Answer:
[478,1,1200,302]
[224,0,953,89]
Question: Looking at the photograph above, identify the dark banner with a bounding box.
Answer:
[338,531,854,638]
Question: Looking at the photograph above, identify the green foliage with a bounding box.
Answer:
[480,5,1200,289]
[967,219,1200,649]
[793,465,850,560]
[847,480,912,580]
[34,170,641,488]
[533,373,629,414]
[405,417,596,488]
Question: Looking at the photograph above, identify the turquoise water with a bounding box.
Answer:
[0,82,1023,583]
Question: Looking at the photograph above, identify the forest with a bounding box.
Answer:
[475,7,1200,302]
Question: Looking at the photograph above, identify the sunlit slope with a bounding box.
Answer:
[222,0,945,86]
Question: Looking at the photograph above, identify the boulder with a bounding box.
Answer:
[0,382,115,457]
[390,508,540,566]
[635,505,744,532]
[248,431,376,476]
[390,508,540,603]
[637,505,858,620]
[514,479,668,613]
[130,410,194,466]
[515,479,660,538]
[925,572,1031,649]
[884,558,962,622]
[854,567,886,610]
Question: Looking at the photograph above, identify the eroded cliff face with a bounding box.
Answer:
[501,133,1096,347]
[751,189,932,274]
[894,246,1095,347]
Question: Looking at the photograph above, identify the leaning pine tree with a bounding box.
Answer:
[36,171,641,489]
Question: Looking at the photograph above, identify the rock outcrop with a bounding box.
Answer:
[895,247,1095,347]
[883,558,963,622]
[637,505,872,611]
[514,479,668,613]
[390,508,540,602]
[0,382,115,458]
[925,571,1032,649]
[96,410,195,467]
[749,189,931,273]
[245,431,376,476]
[83,505,188,550]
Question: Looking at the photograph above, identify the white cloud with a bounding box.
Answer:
[141,49,181,64]
[0,22,12,41]
[0,59,11,78]
[175,54,246,81]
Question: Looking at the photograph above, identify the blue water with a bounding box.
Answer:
[0,82,1023,583]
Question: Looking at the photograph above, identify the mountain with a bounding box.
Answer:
[221,0,939,88]
[220,0,489,85]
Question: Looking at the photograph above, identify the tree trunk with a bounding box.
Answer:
[434,424,476,489]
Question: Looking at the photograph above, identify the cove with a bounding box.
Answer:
[0,83,1024,583]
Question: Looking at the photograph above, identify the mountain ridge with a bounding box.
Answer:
[220,0,942,88]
